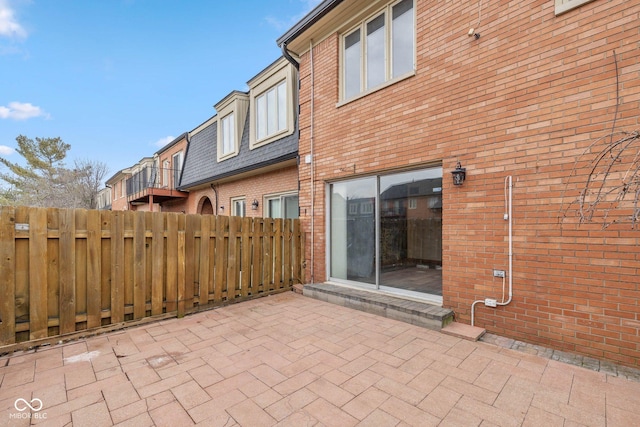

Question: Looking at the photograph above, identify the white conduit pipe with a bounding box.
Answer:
[471,175,513,326]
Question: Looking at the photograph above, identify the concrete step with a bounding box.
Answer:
[441,322,486,341]
[302,283,454,331]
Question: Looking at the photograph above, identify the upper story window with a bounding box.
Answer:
[555,0,596,15]
[342,0,415,101]
[256,80,287,141]
[221,113,235,155]
[215,91,248,162]
[249,57,296,149]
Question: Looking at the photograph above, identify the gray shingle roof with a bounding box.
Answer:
[179,108,298,190]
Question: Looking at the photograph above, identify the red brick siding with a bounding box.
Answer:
[184,165,298,217]
[296,0,640,366]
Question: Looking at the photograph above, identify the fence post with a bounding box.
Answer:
[0,206,16,345]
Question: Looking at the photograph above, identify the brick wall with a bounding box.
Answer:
[184,165,298,217]
[295,0,640,366]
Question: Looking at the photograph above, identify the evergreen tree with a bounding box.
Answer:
[0,135,108,209]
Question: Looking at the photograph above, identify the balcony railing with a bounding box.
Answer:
[126,166,187,203]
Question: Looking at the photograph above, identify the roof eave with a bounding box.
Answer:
[276,0,344,47]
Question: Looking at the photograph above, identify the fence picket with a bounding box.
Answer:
[198,215,211,305]
[151,212,164,316]
[86,210,102,329]
[59,209,76,334]
[111,211,125,323]
[166,213,178,312]
[214,216,226,302]
[0,206,16,344]
[0,207,302,348]
[241,217,251,297]
[228,216,239,301]
[29,208,48,339]
[133,211,146,319]
[283,219,292,287]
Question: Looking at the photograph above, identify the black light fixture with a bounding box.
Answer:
[251,199,259,210]
[451,161,466,186]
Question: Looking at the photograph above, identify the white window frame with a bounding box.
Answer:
[339,0,415,103]
[555,0,596,15]
[248,58,296,149]
[409,198,417,209]
[255,80,287,142]
[220,113,235,156]
[231,197,246,217]
[215,92,249,162]
[265,191,299,219]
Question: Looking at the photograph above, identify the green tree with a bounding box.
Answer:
[0,135,108,209]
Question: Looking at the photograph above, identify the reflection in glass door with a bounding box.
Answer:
[328,167,442,300]
[379,169,442,296]
[330,177,376,285]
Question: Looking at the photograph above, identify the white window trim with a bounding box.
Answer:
[231,197,246,217]
[339,0,415,103]
[215,92,249,162]
[555,0,596,15]
[249,59,296,150]
[265,191,299,219]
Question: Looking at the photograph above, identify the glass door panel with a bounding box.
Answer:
[379,168,442,295]
[330,178,376,284]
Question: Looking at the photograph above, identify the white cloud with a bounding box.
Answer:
[153,136,175,148]
[0,102,49,120]
[0,145,14,155]
[0,0,27,39]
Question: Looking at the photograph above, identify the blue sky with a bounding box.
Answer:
[0,0,319,178]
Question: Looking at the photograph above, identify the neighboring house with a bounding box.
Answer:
[179,57,299,219]
[278,0,640,367]
[126,134,189,213]
[105,168,132,211]
[96,186,112,210]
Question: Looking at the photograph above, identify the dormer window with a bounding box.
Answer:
[221,113,235,155]
[215,91,248,162]
[256,80,287,141]
[249,57,296,149]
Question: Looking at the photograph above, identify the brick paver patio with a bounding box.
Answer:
[1,292,639,426]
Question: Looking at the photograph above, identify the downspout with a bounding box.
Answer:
[281,41,299,70]
[282,40,315,283]
[210,184,219,215]
[309,40,315,284]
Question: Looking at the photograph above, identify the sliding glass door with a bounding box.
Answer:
[330,177,376,285]
[328,167,442,301]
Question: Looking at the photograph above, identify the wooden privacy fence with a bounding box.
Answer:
[0,206,304,349]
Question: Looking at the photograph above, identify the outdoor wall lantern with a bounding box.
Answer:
[251,199,259,210]
[451,161,466,186]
